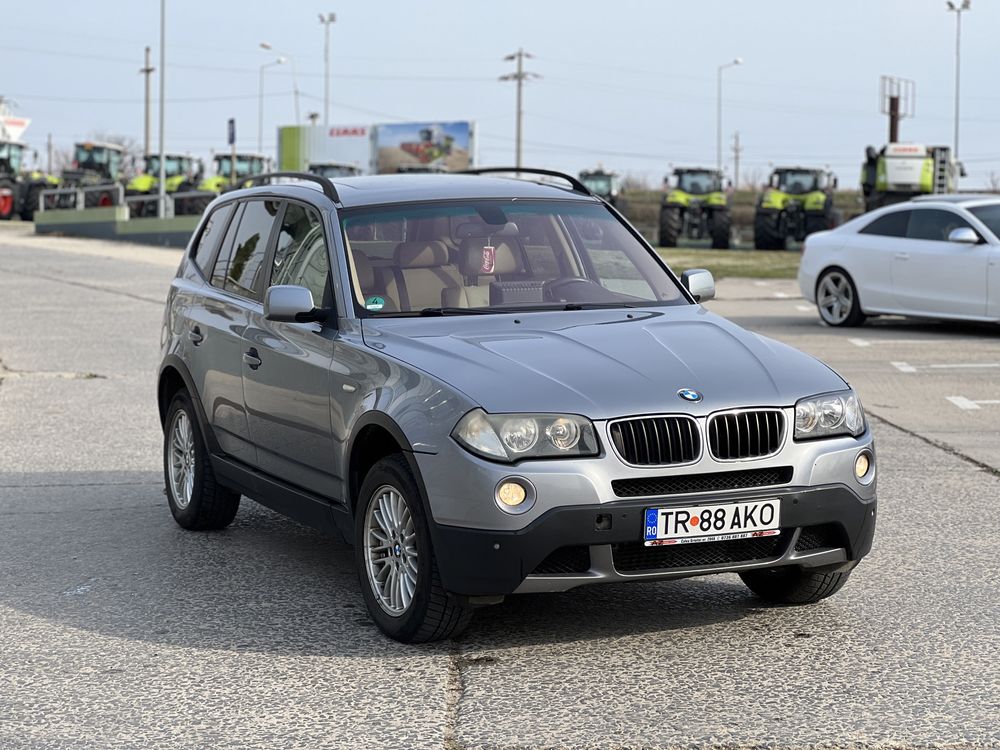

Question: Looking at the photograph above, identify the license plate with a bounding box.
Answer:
[643,499,780,546]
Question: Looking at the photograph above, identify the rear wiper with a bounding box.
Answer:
[418,307,497,316]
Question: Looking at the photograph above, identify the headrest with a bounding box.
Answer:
[394,240,449,268]
[352,251,374,289]
[458,238,520,277]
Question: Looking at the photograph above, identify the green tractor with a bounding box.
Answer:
[126,153,203,216]
[754,167,839,250]
[0,140,59,221]
[198,153,270,194]
[658,168,730,249]
[578,168,625,210]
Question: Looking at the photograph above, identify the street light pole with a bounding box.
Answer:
[157,0,166,218]
[500,49,539,169]
[258,58,286,155]
[260,42,300,124]
[716,57,742,174]
[946,0,970,161]
[318,12,336,127]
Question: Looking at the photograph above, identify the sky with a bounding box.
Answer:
[3,0,999,187]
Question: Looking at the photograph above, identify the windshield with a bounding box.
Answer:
[676,171,720,194]
[0,143,24,173]
[145,155,184,176]
[342,199,687,316]
[969,204,1000,240]
[776,170,820,194]
[580,175,612,195]
[215,156,264,178]
[75,145,121,177]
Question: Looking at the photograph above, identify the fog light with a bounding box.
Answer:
[855,452,871,479]
[497,481,527,507]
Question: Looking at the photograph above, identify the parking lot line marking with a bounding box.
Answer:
[946,396,1000,410]
[796,305,813,312]
[849,338,871,347]
[850,337,980,348]
[773,292,790,299]
[891,361,917,373]
[891,362,999,374]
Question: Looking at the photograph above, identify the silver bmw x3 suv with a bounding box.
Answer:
[158,169,877,642]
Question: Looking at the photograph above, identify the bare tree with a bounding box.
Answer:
[988,171,1000,193]
[620,173,651,192]
[741,167,764,191]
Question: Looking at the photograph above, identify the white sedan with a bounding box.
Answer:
[798,195,1000,326]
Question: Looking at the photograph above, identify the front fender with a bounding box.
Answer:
[760,189,789,211]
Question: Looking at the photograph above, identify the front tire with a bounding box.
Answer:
[740,566,853,604]
[658,205,682,248]
[816,268,866,327]
[163,391,241,530]
[709,208,731,249]
[754,210,785,250]
[354,454,472,643]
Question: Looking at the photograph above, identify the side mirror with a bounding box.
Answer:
[681,268,715,302]
[264,285,323,322]
[947,227,979,244]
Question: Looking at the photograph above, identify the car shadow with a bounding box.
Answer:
[1,470,763,656]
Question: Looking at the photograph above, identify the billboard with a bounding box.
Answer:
[277,124,372,172]
[374,121,472,174]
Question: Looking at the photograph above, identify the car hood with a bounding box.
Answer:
[360,306,847,419]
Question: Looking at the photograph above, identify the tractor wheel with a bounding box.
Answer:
[754,211,786,251]
[658,205,683,248]
[709,209,732,249]
[19,183,45,222]
[0,179,16,221]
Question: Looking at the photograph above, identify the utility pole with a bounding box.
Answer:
[716,58,742,173]
[500,49,539,169]
[46,133,53,174]
[318,12,336,127]
[140,46,154,157]
[946,0,970,160]
[157,0,166,218]
[732,131,742,190]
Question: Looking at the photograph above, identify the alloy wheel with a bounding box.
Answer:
[817,271,854,325]
[167,410,196,509]
[364,485,418,616]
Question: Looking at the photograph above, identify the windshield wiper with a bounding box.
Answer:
[418,307,497,316]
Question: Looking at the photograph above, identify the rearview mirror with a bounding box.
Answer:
[264,285,322,322]
[948,227,979,244]
[681,269,715,302]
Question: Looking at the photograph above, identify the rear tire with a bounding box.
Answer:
[354,454,472,643]
[709,208,731,249]
[740,566,852,604]
[658,205,682,248]
[163,391,241,531]
[754,210,785,250]
[0,179,16,221]
[815,267,866,327]
[19,183,43,222]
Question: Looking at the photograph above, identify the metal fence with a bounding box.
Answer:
[38,185,214,217]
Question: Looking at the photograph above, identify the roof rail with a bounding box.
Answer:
[459,167,593,196]
[245,172,340,203]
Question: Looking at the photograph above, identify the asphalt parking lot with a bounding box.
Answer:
[1,223,997,749]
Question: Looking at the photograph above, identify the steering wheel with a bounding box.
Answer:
[544,276,600,302]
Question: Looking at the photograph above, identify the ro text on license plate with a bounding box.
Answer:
[643,499,780,546]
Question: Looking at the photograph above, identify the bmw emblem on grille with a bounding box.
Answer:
[677,388,703,403]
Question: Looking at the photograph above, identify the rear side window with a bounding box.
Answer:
[192,202,235,274]
[906,208,974,242]
[225,200,281,299]
[271,203,330,306]
[211,203,244,288]
[859,210,910,238]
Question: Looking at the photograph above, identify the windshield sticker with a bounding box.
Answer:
[481,246,496,274]
[365,295,385,311]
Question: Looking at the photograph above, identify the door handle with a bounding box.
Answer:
[243,348,262,370]
[894,252,910,261]
[188,326,204,345]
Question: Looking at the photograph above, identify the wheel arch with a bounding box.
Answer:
[157,355,221,454]
[346,412,430,517]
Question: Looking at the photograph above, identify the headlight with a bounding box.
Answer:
[452,409,600,462]
[794,389,865,441]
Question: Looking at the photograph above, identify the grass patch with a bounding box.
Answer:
[656,247,801,279]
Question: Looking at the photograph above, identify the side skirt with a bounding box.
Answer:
[211,454,354,543]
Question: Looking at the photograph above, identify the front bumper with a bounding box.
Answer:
[430,483,876,597]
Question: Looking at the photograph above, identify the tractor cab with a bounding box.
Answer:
[672,168,724,196]
[66,142,125,184]
[308,162,362,179]
[0,141,26,178]
[578,169,621,204]
[128,153,202,194]
[198,153,269,193]
[769,167,834,195]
